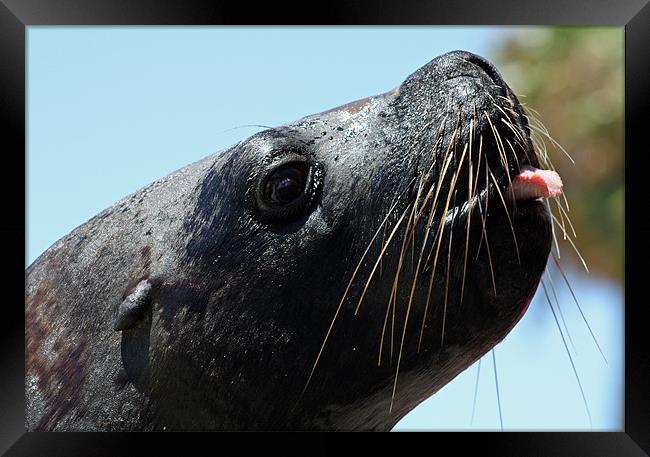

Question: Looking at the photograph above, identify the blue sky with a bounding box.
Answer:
[26,27,623,430]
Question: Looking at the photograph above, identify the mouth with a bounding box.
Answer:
[438,161,564,230]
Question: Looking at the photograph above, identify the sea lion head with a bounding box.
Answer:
[26,50,558,430]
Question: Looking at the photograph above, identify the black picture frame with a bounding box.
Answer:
[2,1,648,456]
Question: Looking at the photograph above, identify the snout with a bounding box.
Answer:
[389,51,535,207]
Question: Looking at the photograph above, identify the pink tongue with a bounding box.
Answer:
[506,165,563,200]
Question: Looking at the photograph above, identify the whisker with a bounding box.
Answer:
[474,133,484,194]
[355,206,413,315]
[413,137,461,350]
[549,212,589,272]
[473,135,486,257]
[377,186,424,366]
[546,199,562,259]
[528,122,575,165]
[459,110,483,300]
[303,205,408,394]
[528,119,574,222]
[551,193,569,242]
[418,142,468,349]
[383,198,422,363]
[484,111,515,203]
[411,188,419,273]
[378,282,395,366]
[504,137,522,172]
[441,190,458,348]
[497,111,527,149]
[546,268,577,355]
[404,131,458,249]
[471,131,484,186]
[551,254,608,364]
[495,104,531,166]
[475,161,497,294]
[492,349,504,431]
[395,137,467,412]
[530,127,570,214]
[556,199,578,238]
[460,123,474,305]
[380,219,387,276]
[390,280,397,365]
[335,185,412,317]
[542,280,593,428]
[471,358,482,425]
[489,168,520,263]
[530,130,552,170]
[531,120,575,223]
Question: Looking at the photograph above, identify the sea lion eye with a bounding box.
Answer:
[255,159,321,222]
[264,165,307,206]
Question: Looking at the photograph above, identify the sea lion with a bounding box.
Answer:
[25,50,562,431]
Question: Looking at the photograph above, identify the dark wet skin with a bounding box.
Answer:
[25,51,552,431]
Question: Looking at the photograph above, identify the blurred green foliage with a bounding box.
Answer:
[493,28,624,280]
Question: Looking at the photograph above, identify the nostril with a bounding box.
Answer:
[462,53,505,87]
[441,50,508,88]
